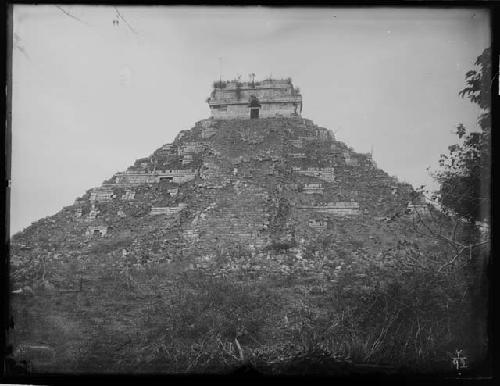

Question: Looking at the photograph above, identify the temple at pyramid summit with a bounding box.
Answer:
[207,77,303,119]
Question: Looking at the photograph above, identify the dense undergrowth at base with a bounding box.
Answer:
[9,240,488,375]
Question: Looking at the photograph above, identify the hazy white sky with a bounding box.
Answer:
[10,6,490,235]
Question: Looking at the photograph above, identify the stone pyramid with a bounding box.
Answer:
[9,83,452,374]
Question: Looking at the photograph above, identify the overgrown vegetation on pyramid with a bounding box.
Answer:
[12,117,423,275]
[9,80,486,375]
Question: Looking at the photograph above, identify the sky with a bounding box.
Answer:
[10,6,490,235]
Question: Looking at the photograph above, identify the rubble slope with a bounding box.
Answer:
[9,117,460,374]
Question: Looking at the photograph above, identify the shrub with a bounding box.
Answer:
[137,271,283,372]
[212,80,227,89]
[88,237,133,255]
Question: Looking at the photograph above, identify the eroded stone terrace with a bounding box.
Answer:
[10,117,421,284]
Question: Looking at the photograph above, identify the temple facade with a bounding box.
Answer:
[207,77,302,119]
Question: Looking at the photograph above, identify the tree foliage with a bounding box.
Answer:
[435,48,491,224]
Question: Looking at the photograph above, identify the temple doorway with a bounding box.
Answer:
[248,95,261,119]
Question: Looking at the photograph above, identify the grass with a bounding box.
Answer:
[9,244,486,374]
[8,118,488,375]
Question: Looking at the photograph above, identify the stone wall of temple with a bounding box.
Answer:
[114,170,197,185]
[208,78,302,119]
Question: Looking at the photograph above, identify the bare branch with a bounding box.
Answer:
[413,209,461,252]
[437,246,467,273]
[55,5,89,26]
[452,219,460,242]
[114,7,138,34]
[217,338,239,361]
[428,209,443,237]
[13,33,30,61]
[437,240,490,273]
[234,337,245,361]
